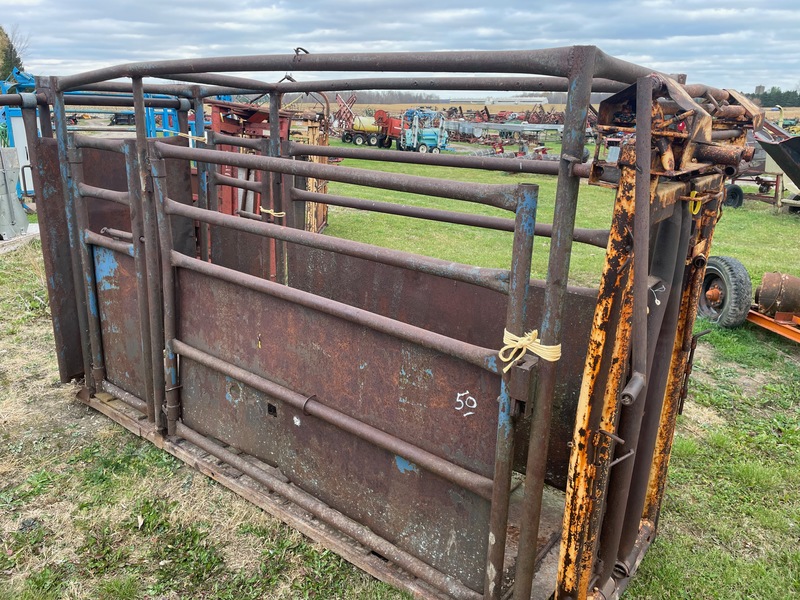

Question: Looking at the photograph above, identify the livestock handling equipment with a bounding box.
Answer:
[17,46,759,600]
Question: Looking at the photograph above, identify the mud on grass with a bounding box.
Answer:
[0,245,406,599]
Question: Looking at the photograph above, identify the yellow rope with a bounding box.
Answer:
[175,131,206,143]
[498,329,561,373]
[260,207,286,218]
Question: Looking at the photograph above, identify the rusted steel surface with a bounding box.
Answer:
[25,46,761,600]
[756,272,800,317]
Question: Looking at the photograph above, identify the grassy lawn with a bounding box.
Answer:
[1,149,798,599]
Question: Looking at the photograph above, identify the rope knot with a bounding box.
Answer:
[498,329,561,373]
[260,208,286,218]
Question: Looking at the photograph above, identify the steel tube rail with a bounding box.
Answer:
[119,139,158,424]
[69,147,107,389]
[56,46,653,91]
[153,141,519,211]
[290,188,610,248]
[77,182,130,205]
[172,339,494,499]
[512,46,598,600]
[99,227,134,242]
[51,82,93,384]
[76,81,247,98]
[170,250,500,375]
[83,230,135,257]
[174,422,481,600]
[166,197,510,294]
[73,134,127,153]
[100,380,148,414]
[270,76,627,94]
[285,141,593,179]
[212,172,263,196]
[208,131,264,151]
[484,184,538,599]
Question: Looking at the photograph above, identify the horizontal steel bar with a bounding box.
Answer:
[170,250,500,374]
[101,380,148,414]
[154,142,519,211]
[291,188,609,248]
[74,134,127,154]
[208,131,265,151]
[56,46,645,91]
[84,229,135,257]
[68,126,137,132]
[174,422,481,600]
[100,227,134,241]
[212,172,262,195]
[286,141,593,179]
[236,209,264,221]
[166,199,509,293]
[173,339,494,499]
[75,81,246,99]
[272,76,627,94]
[78,182,130,205]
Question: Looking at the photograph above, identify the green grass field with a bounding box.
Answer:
[1,149,798,599]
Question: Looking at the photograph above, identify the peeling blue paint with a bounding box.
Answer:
[359,362,368,370]
[497,380,512,439]
[93,246,120,292]
[225,376,241,406]
[395,456,419,474]
[486,355,498,374]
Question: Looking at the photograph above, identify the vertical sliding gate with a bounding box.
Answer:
[16,47,762,599]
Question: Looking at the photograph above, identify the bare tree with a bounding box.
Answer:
[0,25,29,79]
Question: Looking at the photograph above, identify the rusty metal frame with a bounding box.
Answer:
[18,46,761,600]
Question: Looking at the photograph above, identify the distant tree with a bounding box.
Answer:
[746,85,800,108]
[0,25,28,79]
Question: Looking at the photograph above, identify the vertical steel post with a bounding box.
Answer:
[132,78,167,431]
[512,47,597,600]
[484,183,537,600]
[66,145,106,389]
[592,75,655,585]
[150,150,180,436]
[51,77,93,387]
[123,140,157,423]
[269,92,288,283]
[193,91,210,262]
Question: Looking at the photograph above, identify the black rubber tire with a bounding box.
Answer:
[431,147,441,154]
[698,256,752,328]
[367,134,379,147]
[353,133,366,146]
[382,137,393,148]
[417,144,429,153]
[341,132,353,143]
[724,184,744,208]
[788,194,800,215]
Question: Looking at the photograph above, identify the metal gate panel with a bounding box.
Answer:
[177,268,501,477]
[92,246,147,400]
[175,268,499,590]
[287,244,597,488]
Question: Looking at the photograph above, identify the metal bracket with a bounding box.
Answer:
[508,355,539,417]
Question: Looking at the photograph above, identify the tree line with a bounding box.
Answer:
[746,87,800,108]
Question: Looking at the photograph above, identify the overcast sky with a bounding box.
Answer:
[2,0,798,94]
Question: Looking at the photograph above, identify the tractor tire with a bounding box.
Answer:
[353,133,366,146]
[698,256,752,328]
[417,144,429,153]
[382,137,393,148]
[431,147,441,154]
[724,184,744,208]
[367,134,379,146]
[342,132,353,143]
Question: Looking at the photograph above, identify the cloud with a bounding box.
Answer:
[3,0,798,93]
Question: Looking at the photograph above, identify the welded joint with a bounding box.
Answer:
[561,153,581,177]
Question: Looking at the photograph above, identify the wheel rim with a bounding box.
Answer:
[699,272,726,319]
[418,145,428,153]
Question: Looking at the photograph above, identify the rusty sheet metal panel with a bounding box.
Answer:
[286,244,596,488]
[33,139,84,382]
[176,267,497,591]
[82,148,131,234]
[92,246,147,400]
